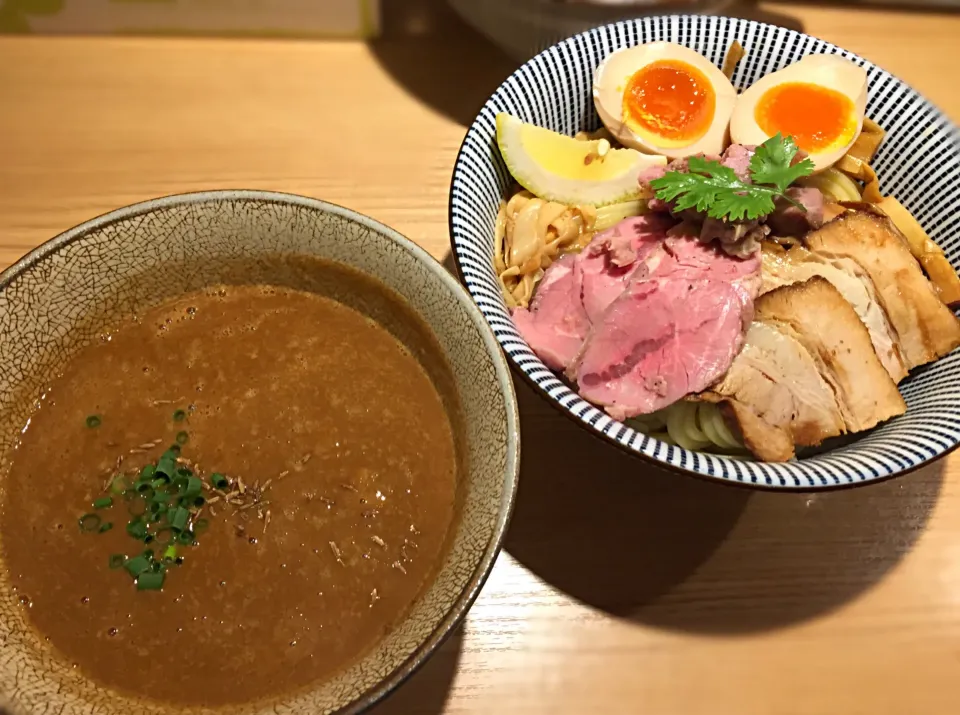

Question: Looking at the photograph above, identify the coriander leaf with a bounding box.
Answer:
[749,133,815,192]
[651,157,779,222]
[710,189,777,222]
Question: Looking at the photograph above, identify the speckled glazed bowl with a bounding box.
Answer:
[0,191,520,714]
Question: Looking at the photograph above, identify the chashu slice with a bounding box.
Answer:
[701,277,907,461]
[700,321,845,462]
[761,243,909,383]
[804,209,960,369]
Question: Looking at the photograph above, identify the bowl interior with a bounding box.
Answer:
[0,192,519,714]
[450,15,960,488]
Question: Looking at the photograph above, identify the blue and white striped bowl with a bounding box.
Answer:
[449,15,960,489]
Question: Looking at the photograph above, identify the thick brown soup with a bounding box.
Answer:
[0,266,460,706]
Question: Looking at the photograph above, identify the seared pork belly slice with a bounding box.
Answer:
[700,321,846,462]
[511,254,590,370]
[760,243,908,383]
[756,277,906,433]
[804,210,960,369]
[701,277,907,462]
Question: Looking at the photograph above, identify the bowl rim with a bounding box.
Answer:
[447,14,960,491]
[0,189,522,714]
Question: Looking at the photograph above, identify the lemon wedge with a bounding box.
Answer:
[496,112,667,207]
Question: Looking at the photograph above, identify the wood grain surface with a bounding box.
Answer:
[2,2,960,713]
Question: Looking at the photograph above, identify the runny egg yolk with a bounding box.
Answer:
[755,82,856,153]
[622,60,716,145]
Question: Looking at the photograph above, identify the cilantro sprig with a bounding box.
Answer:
[649,133,816,223]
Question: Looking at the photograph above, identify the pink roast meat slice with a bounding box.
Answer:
[511,254,590,370]
[575,215,674,323]
[511,215,675,371]
[575,236,761,420]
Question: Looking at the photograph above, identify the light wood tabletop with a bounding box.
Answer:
[2,2,960,713]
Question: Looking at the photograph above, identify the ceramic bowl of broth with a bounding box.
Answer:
[0,191,519,714]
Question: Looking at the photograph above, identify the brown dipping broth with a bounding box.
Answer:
[0,261,461,707]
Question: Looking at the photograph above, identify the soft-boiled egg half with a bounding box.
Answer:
[593,42,737,158]
[731,55,868,172]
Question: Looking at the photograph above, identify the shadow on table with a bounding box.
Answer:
[367,0,807,128]
[369,627,463,715]
[367,0,516,128]
[505,377,944,635]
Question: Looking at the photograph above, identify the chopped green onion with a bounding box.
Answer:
[194,518,209,533]
[151,560,164,573]
[142,548,155,560]
[98,522,113,534]
[183,477,202,499]
[136,481,153,494]
[211,473,229,490]
[126,519,147,540]
[151,492,172,506]
[155,451,177,479]
[108,554,126,570]
[136,571,164,591]
[140,464,156,481]
[162,545,177,561]
[192,496,205,508]
[78,513,101,532]
[124,554,151,577]
[177,467,193,478]
[172,476,189,495]
[172,409,186,422]
[169,507,189,532]
[143,533,154,544]
[175,431,189,445]
[177,531,195,545]
[85,414,101,429]
[109,476,129,495]
[174,556,184,565]
[93,496,113,510]
[169,444,181,456]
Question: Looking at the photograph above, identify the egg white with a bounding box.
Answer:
[730,54,868,172]
[593,42,738,159]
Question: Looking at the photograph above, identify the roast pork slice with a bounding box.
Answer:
[575,215,672,322]
[511,254,590,371]
[755,277,906,434]
[804,210,960,369]
[760,243,909,383]
[703,277,907,461]
[574,236,760,420]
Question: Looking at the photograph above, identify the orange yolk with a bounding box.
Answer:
[755,82,856,152]
[622,60,716,143]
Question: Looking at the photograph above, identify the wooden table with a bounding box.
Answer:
[2,2,960,713]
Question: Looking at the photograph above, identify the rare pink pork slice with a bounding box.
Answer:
[511,254,590,370]
[575,237,761,420]
[575,215,674,322]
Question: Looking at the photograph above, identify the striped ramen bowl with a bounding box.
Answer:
[448,15,960,489]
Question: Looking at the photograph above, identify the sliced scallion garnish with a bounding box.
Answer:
[93,496,113,510]
[85,414,101,429]
[136,571,164,591]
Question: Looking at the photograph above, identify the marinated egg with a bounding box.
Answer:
[593,42,737,158]
[730,54,867,172]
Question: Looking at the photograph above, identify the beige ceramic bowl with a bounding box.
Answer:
[0,191,520,714]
